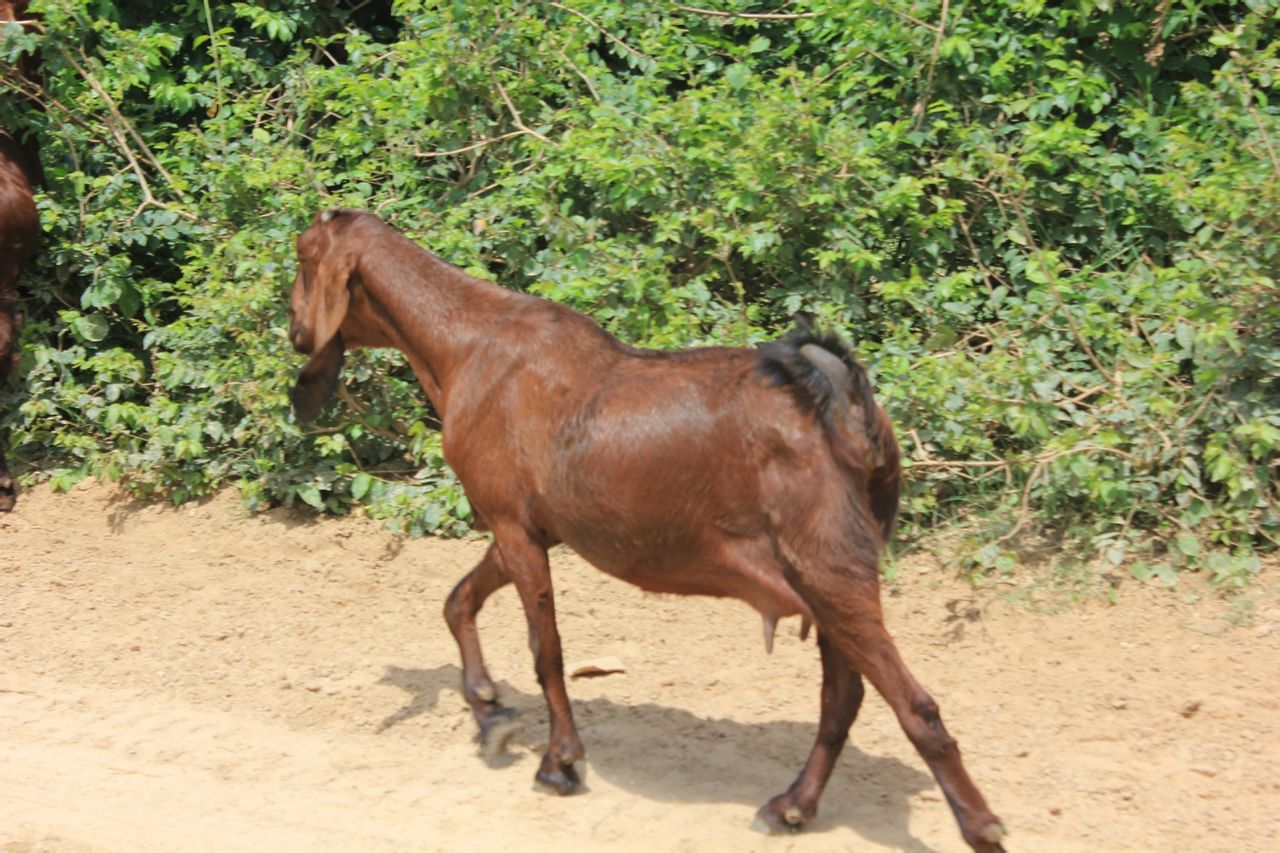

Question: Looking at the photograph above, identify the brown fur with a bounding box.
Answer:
[287,209,1004,851]
[0,0,41,511]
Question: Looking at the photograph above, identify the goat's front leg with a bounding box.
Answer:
[444,544,520,755]
[753,631,865,833]
[494,526,585,794]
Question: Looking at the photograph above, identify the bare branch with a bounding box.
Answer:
[548,2,652,64]
[1005,195,1117,388]
[415,130,527,159]
[912,0,949,128]
[996,446,1135,544]
[492,76,550,143]
[909,458,1010,470]
[558,48,601,103]
[55,46,193,216]
[868,2,940,33]
[1145,0,1171,65]
[676,5,816,20]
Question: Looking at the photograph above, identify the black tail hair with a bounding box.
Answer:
[757,315,882,455]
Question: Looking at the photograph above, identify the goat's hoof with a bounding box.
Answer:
[970,818,1007,853]
[476,707,521,758]
[0,477,14,513]
[534,760,582,795]
[750,802,808,835]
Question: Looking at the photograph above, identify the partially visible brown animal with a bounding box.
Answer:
[0,0,41,511]
[287,208,1006,851]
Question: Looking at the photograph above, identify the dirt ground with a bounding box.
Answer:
[2,481,1279,852]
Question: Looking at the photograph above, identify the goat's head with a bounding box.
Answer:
[288,208,361,421]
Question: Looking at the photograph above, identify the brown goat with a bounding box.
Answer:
[288,208,1005,851]
[0,0,41,511]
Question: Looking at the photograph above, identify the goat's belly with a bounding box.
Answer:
[558,521,808,618]
[560,523,706,589]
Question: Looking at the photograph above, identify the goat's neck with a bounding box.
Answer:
[360,243,508,418]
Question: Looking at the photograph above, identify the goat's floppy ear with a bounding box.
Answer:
[303,229,357,357]
[291,213,358,421]
[291,333,344,421]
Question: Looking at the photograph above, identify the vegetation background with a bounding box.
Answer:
[1,0,1276,586]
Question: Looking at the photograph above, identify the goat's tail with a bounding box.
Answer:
[757,319,900,541]
[757,319,888,468]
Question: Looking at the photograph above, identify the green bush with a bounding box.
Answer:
[1,1,1276,583]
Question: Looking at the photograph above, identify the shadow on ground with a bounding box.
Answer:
[378,663,937,851]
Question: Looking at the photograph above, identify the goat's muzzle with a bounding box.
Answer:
[291,334,344,421]
[286,305,312,354]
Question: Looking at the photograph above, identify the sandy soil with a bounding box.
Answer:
[2,481,1279,852]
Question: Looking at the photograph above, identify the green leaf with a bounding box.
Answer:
[297,484,324,509]
[724,63,751,91]
[351,473,373,501]
[1174,533,1201,559]
[72,313,110,342]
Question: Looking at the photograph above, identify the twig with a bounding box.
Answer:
[59,48,185,195]
[867,1,940,33]
[996,446,1134,544]
[913,0,949,128]
[1244,99,1280,181]
[492,76,549,142]
[910,458,1010,470]
[958,201,1007,290]
[1145,0,1171,65]
[1006,195,1116,387]
[0,72,95,133]
[676,5,816,19]
[201,0,225,130]
[54,47,194,219]
[558,48,601,102]
[1170,27,1215,43]
[414,130,526,159]
[548,2,651,64]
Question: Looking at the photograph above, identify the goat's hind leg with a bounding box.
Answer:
[444,544,520,756]
[753,631,865,834]
[798,566,1005,852]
